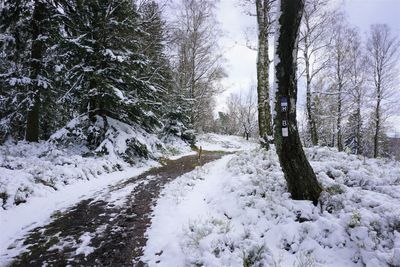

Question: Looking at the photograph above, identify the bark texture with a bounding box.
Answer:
[274,0,322,204]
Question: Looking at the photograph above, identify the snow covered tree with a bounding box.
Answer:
[0,0,59,142]
[326,18,355,152]
[344,111,363,154]
[366,24,400,158]
[274,0,321,204]
[169,0,226,132]
[344,29,367,155]
[137,1,195,144]
[57,0,163,147]
[162,85,195,144]
[298,0,334,146]
[227,89,258,140]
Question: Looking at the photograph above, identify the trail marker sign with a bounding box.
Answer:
[281,97,289,137]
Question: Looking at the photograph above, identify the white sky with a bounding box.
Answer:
[214,0,400,118]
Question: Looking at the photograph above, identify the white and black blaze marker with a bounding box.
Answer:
[281,96,289,137]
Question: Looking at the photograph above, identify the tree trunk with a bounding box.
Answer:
[374,86,381,158]
[355,97,362,155]
[304,45,318,146]
[274,0,321,205]
[336,84,343,152]
[25,0,45,142]
[256,0,272,148]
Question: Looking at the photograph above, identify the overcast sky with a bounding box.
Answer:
[214,0,400,115]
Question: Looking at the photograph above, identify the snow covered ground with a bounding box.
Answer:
[0,163,156,264]
[196,133,258,152]
[142,146,400,267]
[0,133,250,264]
[0,132,187,261]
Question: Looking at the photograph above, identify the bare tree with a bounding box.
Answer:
[366,24,400,158]
[326,18,354,152]
[169,0,226,132]
[345,29,367,155]
[298,0,333,146]
[274,0,321,204]
[227,89,258,140]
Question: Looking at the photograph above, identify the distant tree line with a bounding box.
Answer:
[297,0,400,159]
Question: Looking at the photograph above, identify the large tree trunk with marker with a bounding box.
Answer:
[274,0,321,204]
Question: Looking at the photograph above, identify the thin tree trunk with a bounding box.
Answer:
[25,0,45,142]
[374,86,381,158]
[336,83,343,152]
[274,0,321,205]
[256,0,272,148]
[304,44,318,146]
[355,96,362,155]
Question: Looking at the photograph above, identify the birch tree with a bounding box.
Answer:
[274,0,321,204]
[298,0,333,146]
[366,24,400,158]
[241,0,275,147]
[170,0,226,132]
[255,0,274,146]
[327,19,354,152]
[345,29,367,155]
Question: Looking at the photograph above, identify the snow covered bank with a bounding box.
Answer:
[0,118,194,258]
[0,140,148,210]
[0,116,194,210]
[143,147,400,267]
[0,162,156,264]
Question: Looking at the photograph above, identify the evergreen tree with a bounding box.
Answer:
[344,110,363,154]
[57,0,162,147]
[0,0,59,142]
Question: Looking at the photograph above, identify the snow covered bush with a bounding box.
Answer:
[143,146,400,267]
[51,115,164,161]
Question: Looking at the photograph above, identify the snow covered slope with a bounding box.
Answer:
[143,147,400,267]
[0,116,196,211]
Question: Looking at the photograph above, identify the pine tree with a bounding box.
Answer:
[344,111,363,154]
[0,0,59,142]
[57,0,163,147]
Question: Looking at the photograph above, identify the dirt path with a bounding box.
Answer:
[5,151,228,267]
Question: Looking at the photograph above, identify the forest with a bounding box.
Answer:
[0,0,400,266]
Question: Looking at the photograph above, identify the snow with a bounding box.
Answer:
[0,120,196,264]
[142,155,236,267]
[196,133,258,152]
[0,132,247,263]
[162,135,196,159]
[75,232,95,257]
[0,161,157,264]
[142,146,400,267]
[387,115,400,137]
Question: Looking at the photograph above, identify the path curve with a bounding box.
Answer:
[5,151,228,267]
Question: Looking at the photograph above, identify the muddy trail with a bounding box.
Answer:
[5,151,228,267]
